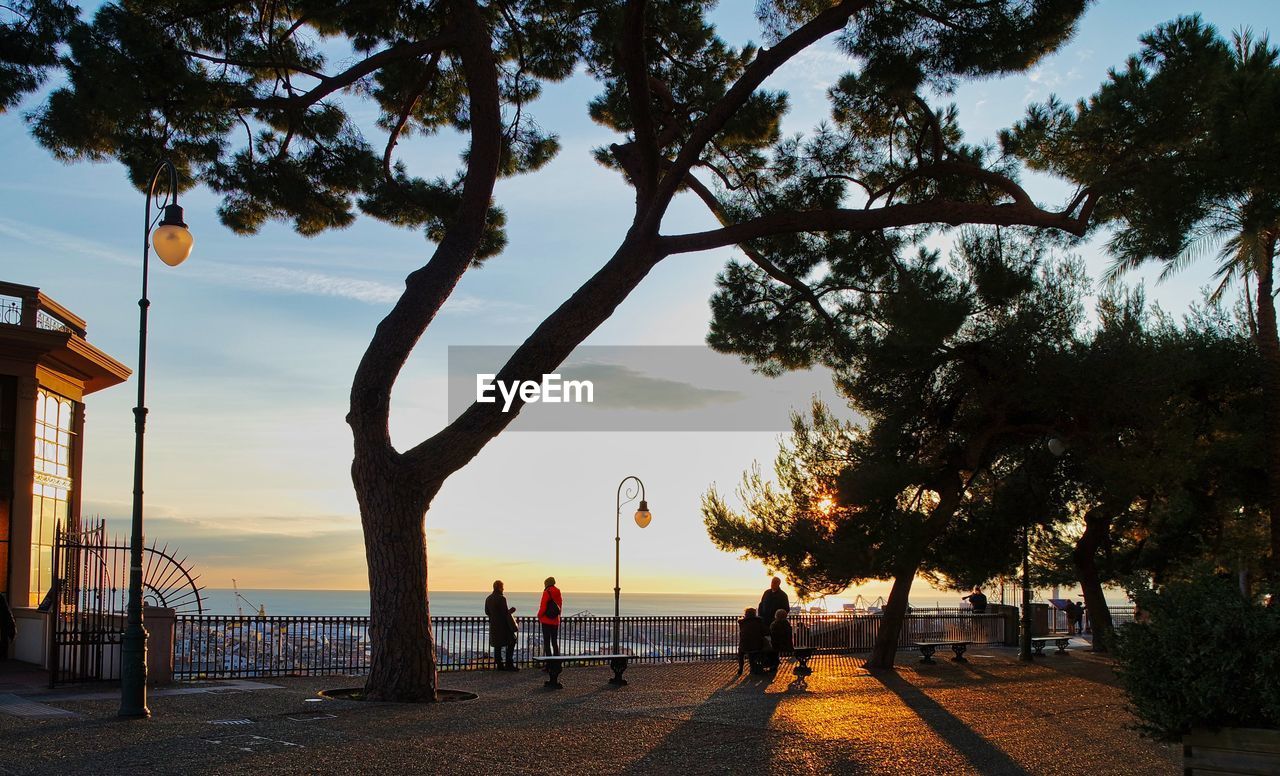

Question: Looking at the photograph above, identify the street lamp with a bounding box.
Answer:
[1020,436,1067,662]
[614,476,652,654]
[1019,519,1034,662]
[120,160,194,718]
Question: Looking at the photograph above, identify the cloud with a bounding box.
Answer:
[558,362,744,411]
[775,46,849,94]
[192,263,403,304]
[0,216,135,267]
[186,262,528,316]
[0,214,522,313]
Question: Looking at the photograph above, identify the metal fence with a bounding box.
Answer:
[172,610,1007,680]
[1048,605,1137,633]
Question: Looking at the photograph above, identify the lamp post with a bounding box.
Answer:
[1019,519,1034,662]
[119,160,194,718]
[1019,436,1067,663]
[614,476,652,654]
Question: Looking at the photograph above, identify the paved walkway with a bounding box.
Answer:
[0,648,1179,775]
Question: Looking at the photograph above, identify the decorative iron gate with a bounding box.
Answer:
[50,519,204,685]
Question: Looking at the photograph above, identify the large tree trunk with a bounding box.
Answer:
[354,457,438,701]
[1071,507,1115,652]
[866,561,922,669]
[865,481,968,669]
[1254,244,1280,581]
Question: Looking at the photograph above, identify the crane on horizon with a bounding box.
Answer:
[231,578,267,618]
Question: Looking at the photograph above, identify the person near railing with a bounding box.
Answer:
[736,607,766,675]
[0,592,15,661]
[485,580,519,671]
[764,609,794,673]
[538,576,563,664]
[758,577,791,626]
[962,587,988,613]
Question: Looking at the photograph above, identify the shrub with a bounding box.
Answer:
[1114,576,1280,740]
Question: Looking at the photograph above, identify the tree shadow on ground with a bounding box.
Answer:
[872,670,1029,775]
[620,665,822,775]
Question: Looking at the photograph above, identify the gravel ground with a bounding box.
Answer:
[0,647,1179,775]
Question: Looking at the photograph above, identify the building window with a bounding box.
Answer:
[32,387,76,606]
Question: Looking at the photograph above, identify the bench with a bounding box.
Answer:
[1031,636,1071,656]
[742,647,841,677]
[914,640,971,664]
[531,654,629,689]
[790,647,859,675]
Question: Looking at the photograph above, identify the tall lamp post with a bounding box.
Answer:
[1020,436,1068,662]
[614,476,652,654]
[119,160,194,718]
[1019,519,1034,661]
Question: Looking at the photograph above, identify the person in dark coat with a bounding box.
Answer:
[764,609,794,672]
[758,577,791,626]
[484,580,518,671]
[1063,600,1079,635]
[737,607,766,675]
[0,593,16,661]
[769,609,794,653]
[962,587,988,613]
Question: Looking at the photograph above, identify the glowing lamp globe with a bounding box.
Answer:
[634,500,652,528]
[152,204,194,266]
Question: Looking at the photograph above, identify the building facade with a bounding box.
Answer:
[0,282,129,663]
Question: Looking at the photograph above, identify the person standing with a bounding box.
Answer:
[484,580,518,671]
[1074,599,1086,634]
[758,577,791,626]
[962,587,988,614]
[0,593,15,661]
[538,576,563,660]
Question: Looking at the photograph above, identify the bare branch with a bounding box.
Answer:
[677,166,839,329]
[382,52,442,181]
[178,48,326,80]
[658,199,1092,256]
[650,0,868,217]
[233,35,455,112]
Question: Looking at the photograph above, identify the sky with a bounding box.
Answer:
[2,1,1277,601]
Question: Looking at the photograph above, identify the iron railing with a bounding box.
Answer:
[172,610,1007,680]
[175,615,369,679]
[1048,604,1137,633]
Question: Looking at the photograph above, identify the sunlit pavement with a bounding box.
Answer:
[0,648,1178,775]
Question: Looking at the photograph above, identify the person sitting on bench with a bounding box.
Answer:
[737,607,766,675]
[764,609,794,673]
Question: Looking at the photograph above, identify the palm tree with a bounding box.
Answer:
[1105,29,1280,582]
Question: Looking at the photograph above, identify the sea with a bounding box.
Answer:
[198,588,1133,617]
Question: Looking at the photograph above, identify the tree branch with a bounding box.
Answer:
[383,52,442,181]
[678,166,839,330]
[347,8,497,461]
[649,0,868,217]
[233,35,455,113]
[178,48,326,80]
[621,0,659,200]
[658,199,1092,256]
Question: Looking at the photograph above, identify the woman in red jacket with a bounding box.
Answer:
[538,576,563,658]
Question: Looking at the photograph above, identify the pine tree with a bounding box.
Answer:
[5,0,1092,698]
[1004,15,1280,581]
[706,232,1089,667]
